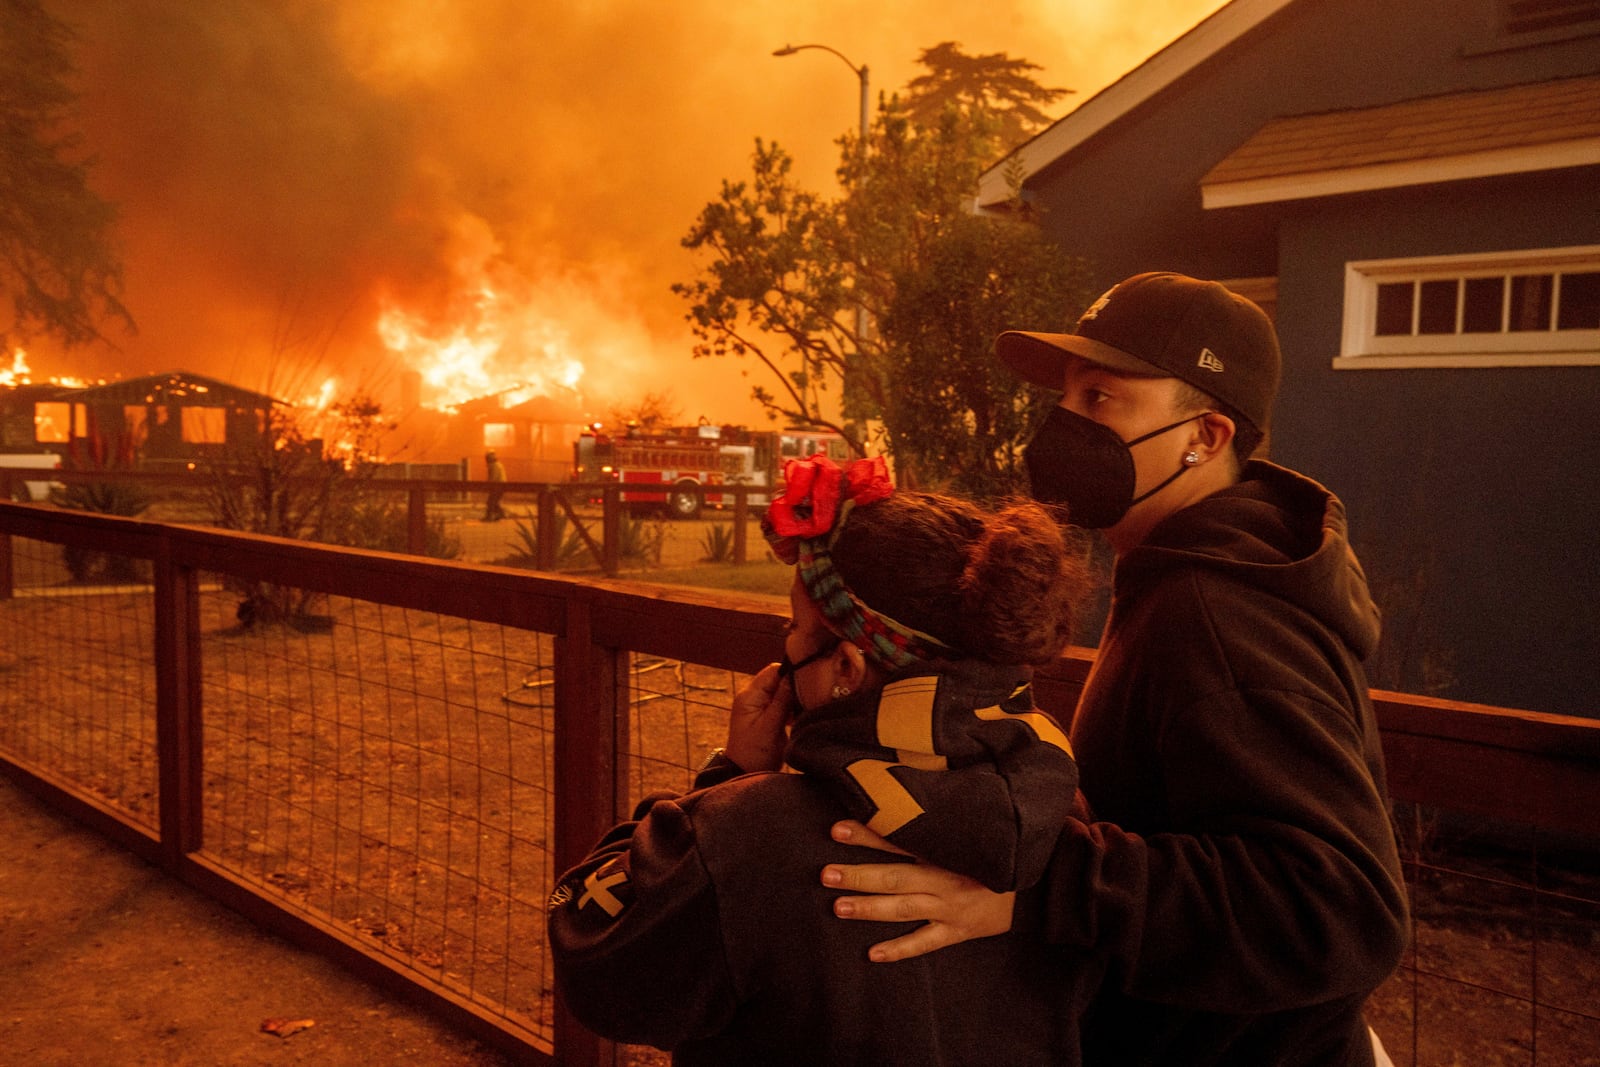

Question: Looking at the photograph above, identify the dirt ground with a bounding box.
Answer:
[0,773,518,1067]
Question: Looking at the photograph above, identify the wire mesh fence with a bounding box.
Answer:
[2,501,1598,1066]
[0,535,159,831]
[622,657,751,809]
[196,586,561,1039]
[1368,806,1600,1066]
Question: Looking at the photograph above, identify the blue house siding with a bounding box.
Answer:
[1268,168,1600,715]
[1026,0,1600,293]
[1001,0,1600,715]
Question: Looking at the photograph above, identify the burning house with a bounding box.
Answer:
[2,370,280,470]
[393,379,592,483]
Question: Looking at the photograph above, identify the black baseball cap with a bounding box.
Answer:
[995,272,1281,434]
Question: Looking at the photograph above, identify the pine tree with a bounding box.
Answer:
[0,0,132,350]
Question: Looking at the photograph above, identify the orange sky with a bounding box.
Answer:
[34,0,1229,428]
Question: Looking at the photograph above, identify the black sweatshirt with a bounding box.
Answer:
[1049,460,1409,1066]
[548,660,1102,1066]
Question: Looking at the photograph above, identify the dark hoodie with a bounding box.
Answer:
[1043,461,1408,1066]
[548,660,1101,1066]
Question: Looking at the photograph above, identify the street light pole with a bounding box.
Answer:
[772,43,869,151]
[773,42,872,406]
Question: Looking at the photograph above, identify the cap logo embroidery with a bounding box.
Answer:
[1197,348,1225,373]
[1078,286,1116,323]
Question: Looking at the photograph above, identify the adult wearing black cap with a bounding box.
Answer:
[823,273,1408,1066]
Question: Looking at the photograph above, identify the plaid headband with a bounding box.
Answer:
[762,453,952,671]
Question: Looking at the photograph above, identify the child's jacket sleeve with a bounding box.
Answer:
[546,794,736,1049]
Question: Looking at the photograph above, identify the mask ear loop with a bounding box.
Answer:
[777,638,842,703]
[1124,413,1209,509]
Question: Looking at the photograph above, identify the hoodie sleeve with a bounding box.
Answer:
[1040,575,1408,1012]
[1045,690,1408,1010]
[547,794,737,1048]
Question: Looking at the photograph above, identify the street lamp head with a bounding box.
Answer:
[773,45,798,56]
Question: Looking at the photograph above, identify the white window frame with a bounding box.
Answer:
[1337,246,1600,369]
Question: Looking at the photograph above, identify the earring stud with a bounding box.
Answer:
[1184,451,1200,466]
[831,684,851,699]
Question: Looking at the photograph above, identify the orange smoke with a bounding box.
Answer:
[34,0,1228,440]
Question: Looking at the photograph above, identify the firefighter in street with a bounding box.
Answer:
[483,450,507,522]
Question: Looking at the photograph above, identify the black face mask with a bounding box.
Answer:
[1023,406,1203,529]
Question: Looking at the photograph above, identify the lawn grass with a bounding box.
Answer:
[623,558,792,599]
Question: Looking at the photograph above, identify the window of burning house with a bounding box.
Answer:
[483,422,516,448]
[0,414,29,448]
[34,402,72,443]
[123,405,149,446]
[181,406,227,444]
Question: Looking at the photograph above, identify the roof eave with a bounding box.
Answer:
[1201,137,1600,208]
[976,0,1298,210]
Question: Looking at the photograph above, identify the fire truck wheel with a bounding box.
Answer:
[667,481,702,520]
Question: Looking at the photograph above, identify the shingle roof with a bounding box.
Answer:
[1201,74,1600,187]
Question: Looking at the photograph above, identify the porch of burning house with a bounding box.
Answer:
[0,496,1596,1066]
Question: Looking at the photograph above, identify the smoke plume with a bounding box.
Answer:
[39,0,1226,426]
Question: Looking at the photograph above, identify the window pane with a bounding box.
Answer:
[34,402,70,443]
[1375,282,1414,336]
[1509,274,1552,332]
[181,406,226,444]
[1462,277,1504,333]
[1418,280,1458,334]
[1557,271,1600,330]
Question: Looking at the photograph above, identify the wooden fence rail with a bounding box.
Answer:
[0,465,764,575]
[1,500,1596,1065]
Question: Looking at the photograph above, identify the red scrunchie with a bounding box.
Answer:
[766,453,891,542]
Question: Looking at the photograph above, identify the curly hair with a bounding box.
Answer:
[827,491,1088,668]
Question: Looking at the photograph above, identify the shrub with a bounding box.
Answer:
[699,521,735,563]
[335,496,462,560]
[50,480,152,583]
[618,514,665,565]
[502,508,591,570]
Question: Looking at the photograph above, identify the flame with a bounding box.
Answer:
[307,377,339,413]
[375,213,586,412]
[1,349,30,386]
[378,285,584,411]
[289,376,388,468]
[0,349,93,390]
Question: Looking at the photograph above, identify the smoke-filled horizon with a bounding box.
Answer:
[33,0,1228,425]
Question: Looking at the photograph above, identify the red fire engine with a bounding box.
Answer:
[572,422,850,519]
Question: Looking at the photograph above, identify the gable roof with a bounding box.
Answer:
[976,0,1295,210]
[63,371,282,408]
[1200,74,1600,208]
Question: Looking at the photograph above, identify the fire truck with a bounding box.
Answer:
[572,422,851,519]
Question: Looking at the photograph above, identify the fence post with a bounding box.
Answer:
[552,594,623,1067]
[153,532,203,862]
[407,488,427,555]
[601,484,621,578]
[732,487,748,565]
[536,487,557,570]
